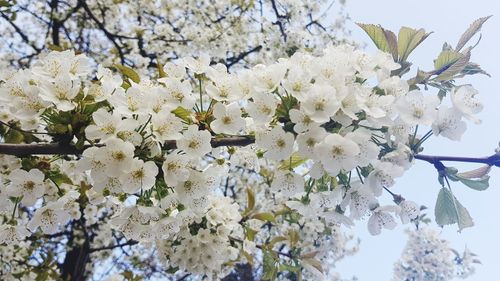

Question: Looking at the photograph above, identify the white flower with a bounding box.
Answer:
[176,125,212,158]
[359,92,395,119]
[92,138,136,179]
[398,200,420,224]
[270,170,304,198]
[162,152,190,186]
[451,85,483,124]
[431,106,467,141]
[119,159,159,194]
[85,108,140,142]
[0,70,38,103]
[345,128,380,167]
[296,126,327,158]
[378,76,409,97]
[395,90,439,126]
[161,61,186,79]
[32,50,90,79]
[301,84,341,123]
[341,183,376,220]
[109,84,147,116]
[310,161,325,179]
[314,133,360,176]
[367,205,399,235]
[230,146,260,172]
[182,53,210,74]
[252,63,286,93]
[282,67,312,101]
[388,117,414,144]
[205,76,241,102]
[152,109,184,142]
[246,92,278,125]
[6,168,45,206]
[0,224,30,245]
[153,217,180,240]
[161,78,196,110]
[27,201,71,234]
[210,102,245,135]
[39,74,80,111]
[289,108,318,134]
[256,126,295,161]
[366,160,405,196]
[393,227,461,281]
[175,169,217,210]
[338,85,364,120]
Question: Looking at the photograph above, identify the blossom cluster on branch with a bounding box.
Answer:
[0,0,348,69]
[0,12,493,281]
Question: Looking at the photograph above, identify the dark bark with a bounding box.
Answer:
[61,243,90,281]
[0,136,255,156]
[222,263,254,281]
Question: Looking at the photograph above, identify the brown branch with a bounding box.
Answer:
[89,240,138,253]
[225,45,262,68]
[0,11,41,53]
[270,0,288,41]
[0,136,255,156]
[50,0,61,46]
[78,0,126,64]
[414,153,500,167]
[0,142,87,156]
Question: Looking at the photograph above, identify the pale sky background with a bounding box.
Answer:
[334,1,500,280]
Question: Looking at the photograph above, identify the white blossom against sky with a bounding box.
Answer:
[336,1,500,280]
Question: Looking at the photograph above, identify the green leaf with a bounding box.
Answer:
[457,176,490,191]
[171,106,192,122]
[4,129,24,143]
[245,227,257,241]
[47,170,73,187]
[458,62,491,78]
[166,266,179,274]
[397,27,431,62]
[434,51,461,71]
[262,251,279,281]
[242,250,254,266]
[456,16,492,51]
[435,188,474,231]
[434,49,471,81]
[252,212,276,223]
[245,188,255,213]
[114,64,140,83]
[448,173,489,191]
[0,0,13,7]
[157,61,167,78]
[383,29,399,61]
[446,166,490,191]
[356,23,389,52]
[278,153,307,170]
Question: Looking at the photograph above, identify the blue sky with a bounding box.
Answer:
[334,1,500,280]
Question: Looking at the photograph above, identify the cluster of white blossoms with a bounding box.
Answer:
[393,227,479,281]
[0,0,349,69]
[0,42,484,280]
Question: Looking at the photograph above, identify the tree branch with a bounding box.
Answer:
[50,0,61,46]
[414,153,500,167]
[0,136,255,156]
[270,0,289,41]
[0,142,87,156]
[89,240,138,253]
[225,45,262,68]
[78,0,126,64]
[0,11,41,53]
